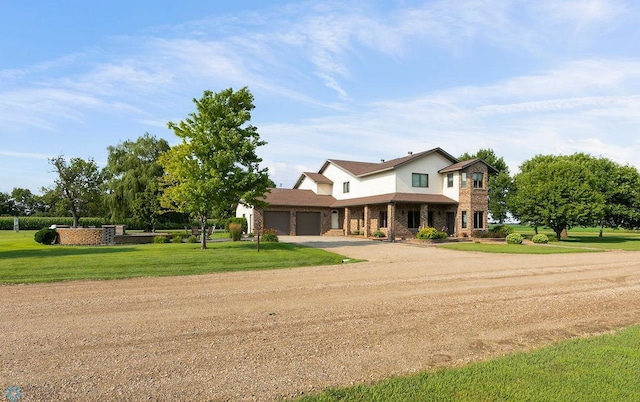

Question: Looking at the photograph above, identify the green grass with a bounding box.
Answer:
[0,231,348,284]
[440,242,604,254]
[298,325,640,402]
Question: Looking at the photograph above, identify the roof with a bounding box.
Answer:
[262,188,336,207]
[293,172,333,189]
[331,193,457,208]
[322,147,459,178]
[439,158,499,174]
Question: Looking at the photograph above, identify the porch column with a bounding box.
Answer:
[387,203,396,242]
[344,207,351,236]
[363,205,370,237]
[420,204,429,229]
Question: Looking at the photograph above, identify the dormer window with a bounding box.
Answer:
[412,173,428,188]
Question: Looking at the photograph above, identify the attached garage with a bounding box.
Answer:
[263,211,290,235]
[296,212,321,235]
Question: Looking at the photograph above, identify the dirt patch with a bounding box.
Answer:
[1,240,639,401]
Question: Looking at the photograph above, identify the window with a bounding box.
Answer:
[461,172,467,188]
[408,211,420,229]
[447,173,454,188]
[343,181,350,193]
[412,173,428,188]
[472,172,483,189]
[473,211,484,229]
[461,211,467,229]
[379,211,388,228]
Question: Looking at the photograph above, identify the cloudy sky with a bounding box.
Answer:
[1,0,639,194]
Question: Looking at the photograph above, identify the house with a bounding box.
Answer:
[236,147,497,239]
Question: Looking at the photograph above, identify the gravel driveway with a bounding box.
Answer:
[1,239,639,401]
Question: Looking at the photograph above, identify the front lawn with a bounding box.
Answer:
[440,242,603,254]
[0,231,348,284]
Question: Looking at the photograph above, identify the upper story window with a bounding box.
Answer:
[412,173,428,188]
[461,172,467,188]
[447,173,454,188]
[343,181,350,193]
[472,172,483,189]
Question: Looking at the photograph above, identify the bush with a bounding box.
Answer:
[352,230,360,235]
[531,233,549,244]
[489,225,514,238]
[225,217,248,233]
[261,228,279,242]
[416,227,448,240]
[152,235,169,244]
[186,235,197,243]
[506,233,524,244]
[171,233,184,243]
[34,228,58,245]
[228,222,242,241]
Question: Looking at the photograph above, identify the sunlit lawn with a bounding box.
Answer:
[0,230,348,284]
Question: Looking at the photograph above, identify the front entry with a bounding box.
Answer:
[331,210,339,229]
[446,212,455,236]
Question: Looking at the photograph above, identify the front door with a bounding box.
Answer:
[331,210,339,229]
[446,212,455,236]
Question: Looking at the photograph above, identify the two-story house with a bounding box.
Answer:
[236,147,496,240]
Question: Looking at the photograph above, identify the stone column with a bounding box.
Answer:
[420,204,429,229]
[363,205,370,237]
[344,207,351,235]
[387,203,396,242]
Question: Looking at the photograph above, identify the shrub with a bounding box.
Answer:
[261,228,279,242]
[373,230,386,238]
[225,217,248,233]
[228,222,242,241]
[171,233,184,243]
[34,228,58,245]
[416,227,448,240]
[152,235,169,244]
[505,233,524,244]
[352,230,360,235]
[186,235,197,243]
[531,233,549,244]
[489,225,514,238]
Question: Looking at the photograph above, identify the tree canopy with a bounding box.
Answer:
[104,133,170,231]
[49,155,104,228]
[160,87,273,249]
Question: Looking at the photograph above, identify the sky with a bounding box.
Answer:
[1,0,639,194]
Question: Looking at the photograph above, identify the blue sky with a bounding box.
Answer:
[1,0,639,194]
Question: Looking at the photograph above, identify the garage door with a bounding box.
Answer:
[263,211,290,235]
[296,212,321,235]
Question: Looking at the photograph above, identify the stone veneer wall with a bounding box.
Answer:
[457,161,490,237]
[57,228,104,245]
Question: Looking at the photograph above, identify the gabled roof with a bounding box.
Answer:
[293,172,333,189]
[322,147,458,178]
[439,158,499,174]
[262,188,336,207]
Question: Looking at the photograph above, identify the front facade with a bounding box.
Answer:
[236,148,496,239]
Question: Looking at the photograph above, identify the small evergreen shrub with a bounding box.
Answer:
[505,233,524,244]
[228,222,242,241]
[171,233,184,243]
[34,228,58,245]
[187,235,197,243]
[261,228,279,242]
[531,233,549,244]
[489,225,514,238]
[152,235,169,244]
[416,227,448,240]
[352,230,360,235]
[373,230,386,238]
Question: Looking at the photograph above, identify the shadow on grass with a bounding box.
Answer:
[561,236,640,244]
[0,246,138,259]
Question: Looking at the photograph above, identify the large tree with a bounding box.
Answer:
[0,191,17,215]
[459,148,511,223]
[508,154,605,240]
[10,187,40,215]
[104,133,170,231]
[49,155,104,228]
[160,87,273,249]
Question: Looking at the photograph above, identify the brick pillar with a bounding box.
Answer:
[363,205,370,237]
[420,204,429,229]
[387,203,396,242]
[344,207,351,235]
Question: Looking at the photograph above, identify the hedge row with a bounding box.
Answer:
[0,217,224,231]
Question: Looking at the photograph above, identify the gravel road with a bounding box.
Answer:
[1,238,639,401]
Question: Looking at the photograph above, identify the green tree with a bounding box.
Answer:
[104,133,170,231]
[49,155,105,228]
[160,87,273,249]
[459,148,511,223]
[37,187,70,217]
[508,154,605,240]
[0,191,17,215]
[10,187,39,215]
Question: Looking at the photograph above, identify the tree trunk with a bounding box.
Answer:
[598,219,604,238]
[70,207,79,228]
[200,216,207,250]
[534,226,538,235]
[554,227,563,241]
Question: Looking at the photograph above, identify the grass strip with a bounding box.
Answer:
[298,325,640,401]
